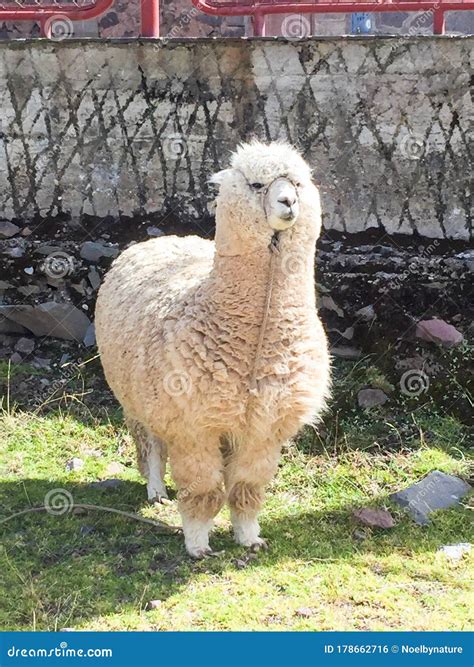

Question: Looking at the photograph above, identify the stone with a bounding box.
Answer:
[106,462,125,475]
[23,266,34,274]
[0,221,20,238]
[0,315,27,334]
[18,285,41,297]
[294,607,314,618]
[146,226,164,237]
[14,337,35,355]
[80,241,119,262]
[10,352,23,364]
[0,280,13,290]
[416,319,463,347]
[437,543,471,561]
[390,470,471,525]
[320,296,344,317]
[66,457,84,471]
[357,388,389,408]
[353,508,395,528]
[330,346,362,360]
[32,356,51,369]
[355,304,376,321]
[146,599,162,610]
[83,322,96,347]
[0,303,91,342]
[88,267,101,290]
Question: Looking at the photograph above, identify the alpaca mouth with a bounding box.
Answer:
[280,210,296,221]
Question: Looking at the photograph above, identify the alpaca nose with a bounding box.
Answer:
[278,194,297,208]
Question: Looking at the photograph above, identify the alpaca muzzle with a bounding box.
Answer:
[264,177,300,231]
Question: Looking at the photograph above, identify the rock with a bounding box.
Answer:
[0,303,91,341]
[66,457,84,472]
[146,226,164,237]
[353,508,395,528]
[320,296,344,317]
[146,599,162,611]
[21,227,32,237]
[83,322,96,347]
[330,346,362,360]
[80,241,119,262]
[355,304,376,321]
[416,319,463,347]
[0,315,27,334]
[88,267,101,290]
[0,280,13,290]
[357,388,389,408]
[0,221,20,238]
[80,525,95,536]
[437,543,471,561]
[353,529,367,541]
[23,266,34,274]
[10,352,23,364]
[4,246,25,258]
[88,478,123,490]
[14,337,35,355]
[18,285,41,297]
[105,462,125,475]
[294,607,314,618]
[390,470,472,525]
[32,356,51,369]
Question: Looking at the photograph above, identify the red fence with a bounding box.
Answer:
[192,0,474,34]
[0,0,159,36]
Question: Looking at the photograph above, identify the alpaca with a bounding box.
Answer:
[95,141,331,557]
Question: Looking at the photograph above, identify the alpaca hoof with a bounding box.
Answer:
[249,538,268,552]
[149,494,171,505]
[188,546,214,560]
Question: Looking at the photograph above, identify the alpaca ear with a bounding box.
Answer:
[209,169,231,186]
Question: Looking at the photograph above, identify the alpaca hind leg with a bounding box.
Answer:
[126,417,168,502]
[226,439,281,549]
[169,435,225,558]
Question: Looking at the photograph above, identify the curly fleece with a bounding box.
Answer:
[95,141,331,552]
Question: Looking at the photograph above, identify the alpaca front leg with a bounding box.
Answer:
[226,441,281,550]
[169,439,225,558]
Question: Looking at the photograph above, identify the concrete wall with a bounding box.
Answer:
[0,37,472,240]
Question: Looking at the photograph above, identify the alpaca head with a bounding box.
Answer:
[211,141,320,256]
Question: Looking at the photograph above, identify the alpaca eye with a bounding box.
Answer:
[250,182,264,190]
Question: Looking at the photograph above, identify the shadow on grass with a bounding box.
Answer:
[0,476,471,631]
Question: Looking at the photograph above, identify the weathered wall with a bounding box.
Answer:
[0,37,472,240]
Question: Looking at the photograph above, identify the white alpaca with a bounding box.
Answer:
[95,141,331,557]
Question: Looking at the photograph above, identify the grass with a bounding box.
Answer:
[0,392,472,631]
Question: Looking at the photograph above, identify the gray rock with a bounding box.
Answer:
[0,315,27,334]
[416,319,463,347]
[0,221,20,238]
[0,280,13,290]
[353,508,395,528]
[18,285,41,297]
[31,356,51,369]
[88,267,101,290]
[355,304,376,321]
[437,543,471,561]
[10,352,23,364]
[4,246,25,258]
[0,303,91,342]
[80,241,119,262]
[83,322,96,347]
[320,296,344,317]
[106,462,125,475]
[358,388,389,408]
[390,470,472,525]
[330,346,362,360]
[146,599,162,610]
[146,226,164,237]
[66,457,84,471]
[14,337,35,355]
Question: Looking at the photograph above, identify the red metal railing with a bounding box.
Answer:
[191,0,474,34]
[0,0,159,37]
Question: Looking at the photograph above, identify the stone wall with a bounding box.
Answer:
[0,37,472,240]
